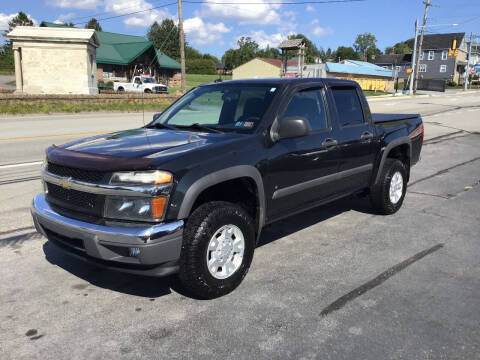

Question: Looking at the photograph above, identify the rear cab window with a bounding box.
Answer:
[331,87,365,127]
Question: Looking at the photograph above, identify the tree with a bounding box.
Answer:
[1,12,34,72]
[353,33,381,62]
[85,18,102,31]
[256,45,281,60]
[287,34,321,63]
[385,40,413,55]
[335,46,359,61]
[147,19,181,60]
[237,37,259,64]
[185,59,216,74]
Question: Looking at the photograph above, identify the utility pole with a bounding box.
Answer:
[413,0,432,93]
[409,19,419,95]
[464,32,473,91]
[177,0,186,93]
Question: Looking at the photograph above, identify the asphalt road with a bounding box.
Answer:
[1,92,479,359]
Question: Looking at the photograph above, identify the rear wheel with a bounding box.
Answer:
[144,88,152,93]
[178,201,255,299]
[370,159,407,215]
[117,87,124,92]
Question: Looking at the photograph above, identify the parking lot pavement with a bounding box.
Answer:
[1,94,480,359]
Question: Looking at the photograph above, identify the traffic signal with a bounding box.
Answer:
[448,49,452,56]
[454,49,458,57]
[452,39,457,50]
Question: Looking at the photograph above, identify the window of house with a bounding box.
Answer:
[395,66,401,72]
[331,87,365,126]
[282,89,328,131]
[442,50,448,60]
[420,64,427,72]
[420,52,425,60]
[440,65,447,73]
[428,51,434,60]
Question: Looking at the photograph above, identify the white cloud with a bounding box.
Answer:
[237,30,290,49]
[184,17,231,46]
[306,5,315,12]
[0,12,38,34]
[312,26,333,37]
[311,19,319,25]
[54,13,75,24]
[104,0,172,27]
[201,0,281,25]
[47,0,101,10]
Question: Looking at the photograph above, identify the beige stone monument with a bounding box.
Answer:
[7,26,100,94]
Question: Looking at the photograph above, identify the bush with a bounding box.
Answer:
[446,80,457,87]
[185,59,216,75]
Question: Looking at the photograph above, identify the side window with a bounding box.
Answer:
[331,87,365,126]
[134,77,142,85]
[281,89,328,131]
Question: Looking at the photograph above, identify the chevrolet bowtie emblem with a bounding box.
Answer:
[59,177,73,189]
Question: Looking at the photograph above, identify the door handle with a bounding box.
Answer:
[322,138,338,150]
[361,131,374,141]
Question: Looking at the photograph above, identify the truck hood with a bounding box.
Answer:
[61,128,244,159]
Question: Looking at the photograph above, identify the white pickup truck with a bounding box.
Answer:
[114,76,168,94]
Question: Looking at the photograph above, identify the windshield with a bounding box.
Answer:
[142,77,156,83]
[151,84,278,133]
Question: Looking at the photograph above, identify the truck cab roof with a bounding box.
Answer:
[199,77,360,89]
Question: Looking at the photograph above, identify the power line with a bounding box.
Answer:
[68,0,173,22]
[73,2,178,26]
[72,0,365,25]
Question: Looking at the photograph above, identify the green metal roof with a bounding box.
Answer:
[39,24,181,69]
[156,50,182,70]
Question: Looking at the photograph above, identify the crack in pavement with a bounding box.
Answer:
[320,243,445,317]
[409,156,480,187]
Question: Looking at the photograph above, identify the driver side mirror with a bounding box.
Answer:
[277,116,310,140]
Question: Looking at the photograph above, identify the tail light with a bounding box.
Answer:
[409,123,424,145]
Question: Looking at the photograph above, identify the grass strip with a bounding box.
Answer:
[0,101,170,115]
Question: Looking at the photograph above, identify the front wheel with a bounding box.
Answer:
[178,201,255,299]
[370,158,407,215]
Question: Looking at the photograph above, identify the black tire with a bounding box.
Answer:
[178,201,255,299]
[370,158,407,215]
[117,87,124,92]
[144,88,152,93]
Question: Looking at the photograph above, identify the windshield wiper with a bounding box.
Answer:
[145,123,178,131]
[179,123,224,133]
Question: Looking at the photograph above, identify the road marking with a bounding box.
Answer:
[0,131,105,143]
[0,161,43,169]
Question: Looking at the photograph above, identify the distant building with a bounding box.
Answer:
[232,58,283,79]
[375,33,467,84]
[40,22,181,85]
[7,26,99,94]
[326,60,394,92]
[374,54,412,79]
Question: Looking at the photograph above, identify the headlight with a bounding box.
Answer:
[110,170,172,185]
[104,196,167,222]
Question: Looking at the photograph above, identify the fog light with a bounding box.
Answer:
[129,247,141,257]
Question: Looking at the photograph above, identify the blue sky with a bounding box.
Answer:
[2,0,480,57]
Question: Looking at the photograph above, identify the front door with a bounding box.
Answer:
[266,87,342,222]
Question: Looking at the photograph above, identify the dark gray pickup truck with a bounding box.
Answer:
[31,78,423,298]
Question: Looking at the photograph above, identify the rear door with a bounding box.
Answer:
[329,85,376,191]
[266,85,342,221]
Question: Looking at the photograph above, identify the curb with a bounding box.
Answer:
[367,94,428,102]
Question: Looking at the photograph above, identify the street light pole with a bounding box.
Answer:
[409,19,419,96]
[464,32,473,91]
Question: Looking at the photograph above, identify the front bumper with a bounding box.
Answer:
[31,194,183,277]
